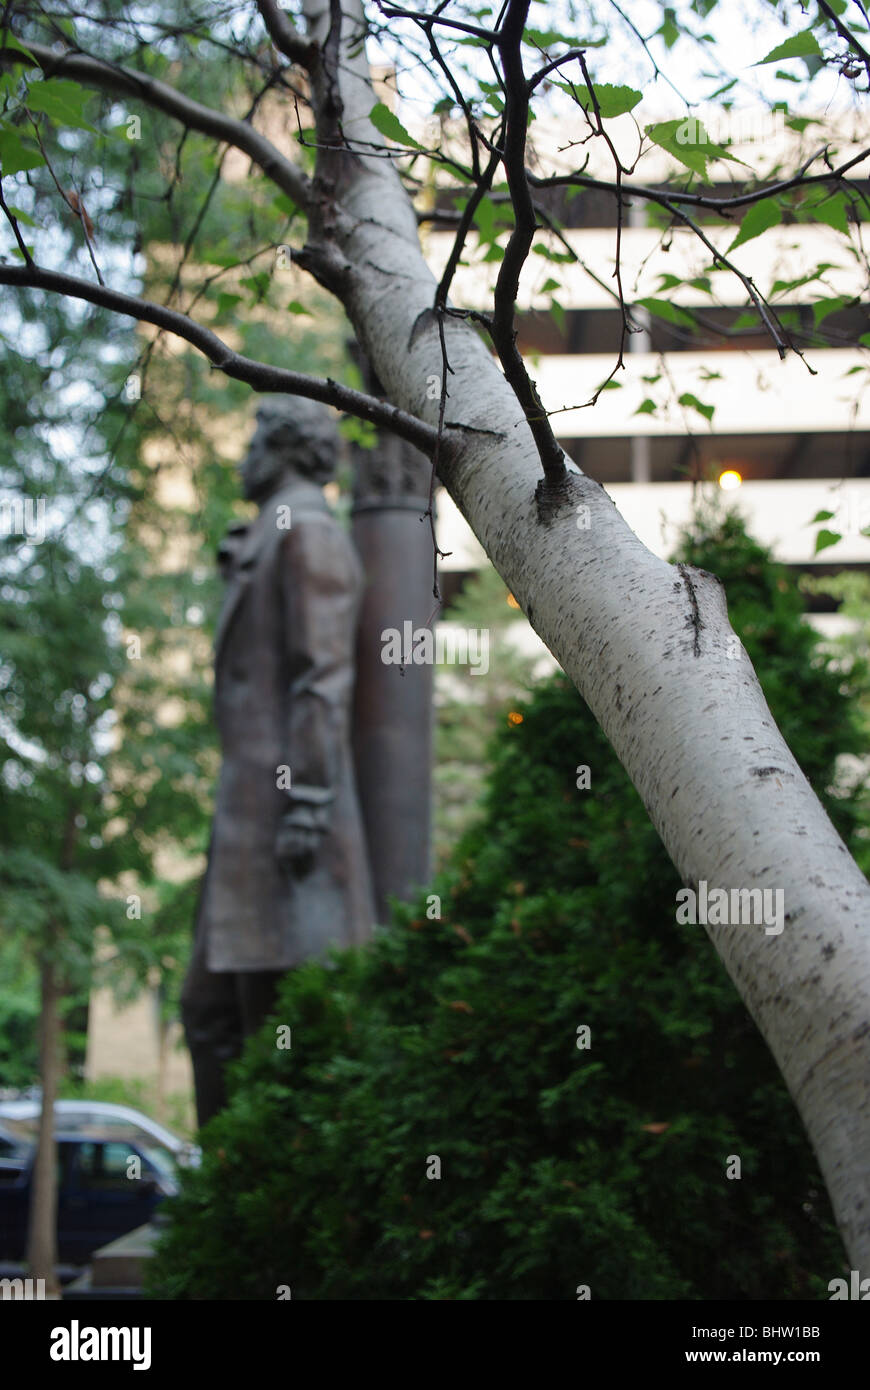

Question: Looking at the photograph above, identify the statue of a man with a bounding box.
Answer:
[181,396,375,1127]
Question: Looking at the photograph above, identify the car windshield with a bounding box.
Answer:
[137,1142,177,1181]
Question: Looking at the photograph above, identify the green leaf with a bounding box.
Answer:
[240,271,270,299]
[368,101,422,150]
[25,78,96,131]
[770,264,837,298]
[644,118,741,177]
[208,251,244,269]
[525,28,607,48]
[540,277,561,293]
[659,7,680,48]
[708,77,738,99]
[809,509,835,524]
[636,297,695,327]
[813,295,848,325]
[727,197,782,252]
[755,30,822,65]
[678,392,715,421]
[339,416,377,448]
[532,241,574,263]
[814,528,841,554]
[811,192,850,235]
[0,34,37,65]
[634,398,658,415]
[286,301,311,315]
[526,27,581,46]
[215,292,242,317]
[596,378,622,390]
[549,298,566,334]
[5,203,38,226]
[586,83,643,119]
[0,126,44,175]
[473,195,500,244]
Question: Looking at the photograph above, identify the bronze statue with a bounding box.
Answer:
[181,397,375,1126]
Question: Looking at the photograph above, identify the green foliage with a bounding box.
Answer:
[150,512,857,1300]
[433,565,538,862]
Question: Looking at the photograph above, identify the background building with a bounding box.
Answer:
[426,110,870,643]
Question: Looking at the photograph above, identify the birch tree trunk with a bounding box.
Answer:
[300,0,870,1269]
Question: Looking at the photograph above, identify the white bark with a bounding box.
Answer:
[304,0,870,1267]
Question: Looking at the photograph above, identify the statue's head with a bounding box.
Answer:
[240,396,339,502]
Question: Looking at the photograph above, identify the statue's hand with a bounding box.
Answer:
[276,822,323,874]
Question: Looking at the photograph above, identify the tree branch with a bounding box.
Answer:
[257,0,317,67]
[526,146,870,213]
[0,38,311,210]
[0,262,443,454]
[435,143,502,309]
[373,4,502,43]
[493,0,567,485]
[818,0,870,85]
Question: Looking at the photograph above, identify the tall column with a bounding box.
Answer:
[350,374,434,920]
[629,198,652,485]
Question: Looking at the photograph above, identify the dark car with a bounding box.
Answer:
[0,1129,175,1265]
[0,1122,31,1179]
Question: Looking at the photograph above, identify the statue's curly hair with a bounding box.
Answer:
[255,396,338,484]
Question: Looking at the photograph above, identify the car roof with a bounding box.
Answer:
[0,1099,186,1151]
[54,1128,149,1146]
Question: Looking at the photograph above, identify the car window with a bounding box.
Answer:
[74,1140,140,1191]
[0,1132,28,1161]
[102,1141,139,1187]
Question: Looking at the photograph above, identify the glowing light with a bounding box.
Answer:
[718,469,743,491]
[507,711,524,726]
